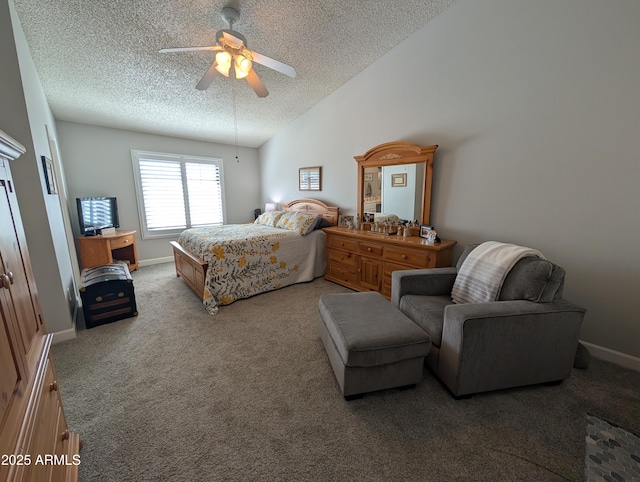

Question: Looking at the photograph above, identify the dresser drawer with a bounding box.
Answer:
[329,249,357,268]
[382,262,416,297]
[328,263,358,284]
[110,235,134,250]
[358,241,383,257]
[385,247,431,267]
[329,236,357,252]
[23,359,59,482]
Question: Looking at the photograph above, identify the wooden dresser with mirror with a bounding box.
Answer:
[324,141,456,298]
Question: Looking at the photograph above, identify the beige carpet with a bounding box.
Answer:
[52,263,640,481]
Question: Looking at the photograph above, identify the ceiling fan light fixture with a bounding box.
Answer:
[235,55,252,79]
[215,51,232,77]
[160,6,295,96]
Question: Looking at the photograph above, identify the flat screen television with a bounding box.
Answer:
[76,197,120,235]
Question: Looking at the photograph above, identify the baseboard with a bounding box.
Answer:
[580,340,640,372]
[52,327,77,344]
[138,256,173,267]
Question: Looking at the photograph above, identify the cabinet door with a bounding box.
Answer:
[0,288,28,477]
[359,256,383,291]
[0,178,43,361]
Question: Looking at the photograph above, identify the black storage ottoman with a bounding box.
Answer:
[79,263,138,328]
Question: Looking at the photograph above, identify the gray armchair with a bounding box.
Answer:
[391,244,586,398]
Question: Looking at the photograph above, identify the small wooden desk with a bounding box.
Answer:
[76,230,138,270]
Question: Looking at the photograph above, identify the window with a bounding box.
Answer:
[131,150,226,239]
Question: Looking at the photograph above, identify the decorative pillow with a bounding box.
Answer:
[276,211,320,236]
[315,216,333,230]
[255,210,285,227]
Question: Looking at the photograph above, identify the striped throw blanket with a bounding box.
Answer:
[451,241,545,304]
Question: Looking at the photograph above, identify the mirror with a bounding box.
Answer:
[355,142,438,226]
[362,164,425,221]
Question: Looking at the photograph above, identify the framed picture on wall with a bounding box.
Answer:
[299,166,322,191]
[41,156,57,194]
[391,173,407,187]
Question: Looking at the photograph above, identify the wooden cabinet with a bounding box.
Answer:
[323,226,456,298]
[0,129,79,482]
[76,230,138,270]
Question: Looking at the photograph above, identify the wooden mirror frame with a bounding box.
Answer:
[354,141,438,226]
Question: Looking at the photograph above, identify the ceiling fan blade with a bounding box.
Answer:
[222,31,245,49]
[250,51,297,78]
[246,69,269,98]
[196,61,220,90]
[159,46,220,53]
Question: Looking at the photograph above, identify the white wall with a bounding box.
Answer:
[57,122,261,262]
[2,0,77,339]
[260,0,640,362]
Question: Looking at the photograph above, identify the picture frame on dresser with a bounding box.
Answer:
[419,225,434,238]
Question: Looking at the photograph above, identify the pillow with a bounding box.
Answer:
[315,217,333,230]
[276,211,320,236]
[498,257,565,302]
[255,210,285,227]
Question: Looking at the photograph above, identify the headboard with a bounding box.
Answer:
[283,198,339,226]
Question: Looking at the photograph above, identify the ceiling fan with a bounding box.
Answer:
[159,7,296,97]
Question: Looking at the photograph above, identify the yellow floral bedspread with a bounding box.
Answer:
[178,224,326,314]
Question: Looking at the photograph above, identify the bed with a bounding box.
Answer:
[170,198,339,314]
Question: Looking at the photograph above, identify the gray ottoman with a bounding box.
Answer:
[318,292,432,399]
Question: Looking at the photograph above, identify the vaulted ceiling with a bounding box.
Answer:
[13,0,455,147]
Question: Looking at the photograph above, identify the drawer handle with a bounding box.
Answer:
[1,274,9,290]
[61,430,69,441]
[402,255,408,259]
[340,242,344,246]
[124,239,129,243]
[6,271,14,284]
[367,247,372,252]
[49,381,59,392]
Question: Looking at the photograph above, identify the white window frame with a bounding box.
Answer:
[131,150,227,239]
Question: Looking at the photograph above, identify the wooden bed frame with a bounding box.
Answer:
[170,198,339,299]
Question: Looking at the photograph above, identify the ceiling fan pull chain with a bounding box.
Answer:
[233,82,239,163]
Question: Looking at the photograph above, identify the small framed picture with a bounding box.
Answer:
[41,156,57,194]
[299,166,322,191]
[339,215,354,228]
[419,225,433,238]
[391,173,407,187]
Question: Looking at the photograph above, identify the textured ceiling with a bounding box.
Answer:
[13,0,455,148]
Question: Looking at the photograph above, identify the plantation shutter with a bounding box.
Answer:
[185,161,224,226]
[132,150,226,239]
[139,159,187,230]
